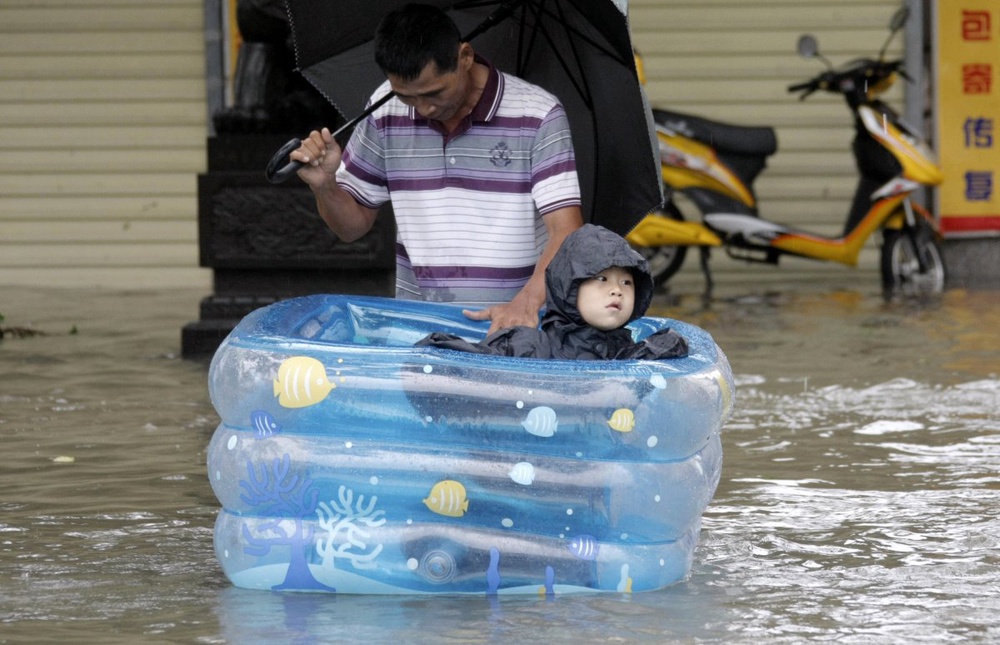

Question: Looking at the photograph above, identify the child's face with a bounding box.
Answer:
[577,267,636,331]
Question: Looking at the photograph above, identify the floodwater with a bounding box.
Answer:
[2,276,998,643]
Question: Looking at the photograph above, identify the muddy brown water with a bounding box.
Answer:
[2,279,998,643]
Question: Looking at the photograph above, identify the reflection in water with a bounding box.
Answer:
[1,284,998,642]
[214,582,733,643]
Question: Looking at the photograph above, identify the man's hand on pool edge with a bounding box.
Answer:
[463,299,540,335]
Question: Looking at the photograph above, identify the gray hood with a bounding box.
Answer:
[543,223,654,326]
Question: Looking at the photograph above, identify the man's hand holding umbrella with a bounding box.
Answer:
[291,127,381,246]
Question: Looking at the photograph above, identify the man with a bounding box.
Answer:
[291,3,583,333]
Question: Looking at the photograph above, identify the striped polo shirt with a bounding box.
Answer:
[337,58,581,305]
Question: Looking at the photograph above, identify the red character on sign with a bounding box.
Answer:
[962,10,991,41]
[963,63,992,94]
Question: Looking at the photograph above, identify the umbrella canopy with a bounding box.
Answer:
[284,0,662,235]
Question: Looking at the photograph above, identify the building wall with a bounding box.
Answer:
[0,0,905,289]
[0,0,211,289]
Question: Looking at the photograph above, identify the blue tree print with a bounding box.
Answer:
[239,453,335,591]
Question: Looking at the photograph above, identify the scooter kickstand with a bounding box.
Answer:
[700,246,714,297]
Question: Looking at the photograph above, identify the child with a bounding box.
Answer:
[416,224,688,360]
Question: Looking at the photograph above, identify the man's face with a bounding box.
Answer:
[388,46,473,125]
[577,267,636,331]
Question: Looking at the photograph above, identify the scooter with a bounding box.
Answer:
[626,6,945,295]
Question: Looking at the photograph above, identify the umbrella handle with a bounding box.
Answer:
[264,91,398,184]
[265,138,304,184]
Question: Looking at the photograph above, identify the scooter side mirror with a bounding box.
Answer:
[797,35,819,59]
[889,6,910,32]
[878,5,911,60]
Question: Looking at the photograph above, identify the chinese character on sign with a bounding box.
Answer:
[963,117,995,147]
[962,10,992,40]
[962,64,992,94]
[964,171,993,201]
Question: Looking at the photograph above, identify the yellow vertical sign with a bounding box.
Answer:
[936,0,1000,235]
[228,0,243,77]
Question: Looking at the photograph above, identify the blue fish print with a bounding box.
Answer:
[567,534,599,561]
[251,410,281,438]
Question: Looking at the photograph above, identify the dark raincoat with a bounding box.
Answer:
[415,224,688,360]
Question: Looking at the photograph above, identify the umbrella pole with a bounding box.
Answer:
[462,0,522,41]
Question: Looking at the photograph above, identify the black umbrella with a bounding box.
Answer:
[266,0,662,236]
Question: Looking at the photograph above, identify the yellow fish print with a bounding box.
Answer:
[273,356,336,408]
[714,368,733,414]
[607,408,635,433]
[423,480,469,517]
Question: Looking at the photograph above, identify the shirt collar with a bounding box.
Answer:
[469,54,502,122]
[408,54,503,125]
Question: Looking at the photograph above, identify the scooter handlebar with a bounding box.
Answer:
[787,77,823,100]
[788,59,906,100]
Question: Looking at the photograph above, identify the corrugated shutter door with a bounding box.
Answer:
[630,0,904,282]
[0,0,211,288]
[0,0,904,289]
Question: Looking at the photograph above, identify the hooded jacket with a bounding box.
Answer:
[416,224,688,360]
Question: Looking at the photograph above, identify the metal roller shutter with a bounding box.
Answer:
[0,0,907,288]
[0,0,210,288]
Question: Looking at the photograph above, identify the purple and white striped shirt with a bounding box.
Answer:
[337,58,581,305]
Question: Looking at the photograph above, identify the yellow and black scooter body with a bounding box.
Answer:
[762,104,943,265]
[626,127,747,249]
[626,214,722,248]
[626,105,944,265]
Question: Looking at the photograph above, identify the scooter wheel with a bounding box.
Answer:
[880,220,945,297]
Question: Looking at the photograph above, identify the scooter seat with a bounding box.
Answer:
[653,108,777,157]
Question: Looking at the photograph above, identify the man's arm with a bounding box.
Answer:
[463,206,583,334]
[291,127,379,242]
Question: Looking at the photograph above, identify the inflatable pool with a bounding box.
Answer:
[207,294,734,595]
